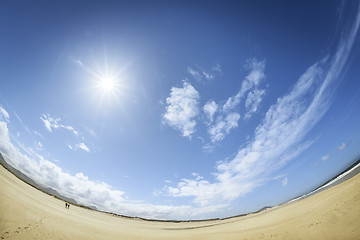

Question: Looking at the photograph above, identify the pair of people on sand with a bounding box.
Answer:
[65,202,70,209]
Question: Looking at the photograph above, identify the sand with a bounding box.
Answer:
[1,164,360,240]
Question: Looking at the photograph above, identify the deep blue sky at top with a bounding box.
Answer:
[0,0,359,219]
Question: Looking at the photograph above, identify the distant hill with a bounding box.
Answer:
[0,152,78,205]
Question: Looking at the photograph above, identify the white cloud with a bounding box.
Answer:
[321,154,330,161]
[244,89,266,119]
[223,59,266,112]
[76,142,90,152]
[0,106,10,122]
[34,130,45,139]
[212,64,221,72]
[40,114,79,136]
[208,113,240,142]
[166,11,360,205]
[35,141,44,151]
[187,64,220,82]
[203,100,218,123]
[67,142,90,152]
[187,67,203,82]
[282,177,288,187]
[162,81,200,138]
[202,59,266,143]
[338,142,346,150]
[0,109,228,220]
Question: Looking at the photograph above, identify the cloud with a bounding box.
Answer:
[187,67,203,82]
[67,142,90,152]
[338,142,346,150]
[166,9,360,205]
[202,143,215,153]
[321,154,330,161]
[244,89,266,119]
[34,130,45,139]
[76,142,90,152]
[208,113,240,142]
[199,59,265,143]
[0,106,10,122]
[282,177,288,187]
[35,141,44,151]
[203,100,218,123]
[201,59,266,143]
[223,59,266,112]
[0,108,228,220]
[187,64,220,82]
[212,64,222,72]
[40,114,79,136]
[162,81,200,138]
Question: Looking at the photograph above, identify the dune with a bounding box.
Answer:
[1,163,360,240]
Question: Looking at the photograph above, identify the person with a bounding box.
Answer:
[65,202,67,208]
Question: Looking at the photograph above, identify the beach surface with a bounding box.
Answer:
[1,164,360,240]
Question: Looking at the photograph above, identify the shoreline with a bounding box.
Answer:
[0,152,359,222]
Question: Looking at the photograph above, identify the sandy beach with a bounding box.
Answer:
[1,164,360,240]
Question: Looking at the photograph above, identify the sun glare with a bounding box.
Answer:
[101,77,115,91]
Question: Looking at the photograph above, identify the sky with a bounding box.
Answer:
[0,0,360,220]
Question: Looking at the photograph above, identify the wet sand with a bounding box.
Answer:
[1,164,360,240]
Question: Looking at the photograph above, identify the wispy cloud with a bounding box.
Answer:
[0,106,10,122]
[76,142,90,152]
[203,59,266,143]
[244,89,266,119]
[223,59,266,112]
[338,142,346,150]
[187,64,220,83]
[162,81,200,138]
[321,154,330,161]
[40,114,79,136]
[212,64,221,73]
[282,177,288,187]
[67,142,90,152]
[165,9,360,205]
[35,141,44,151]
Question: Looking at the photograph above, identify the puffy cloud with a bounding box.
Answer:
[162,81,200,138]
[166,11,360,205]
[203,100,218,123]
[208,113,240,142]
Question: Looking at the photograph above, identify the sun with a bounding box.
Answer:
[101,77,115,91]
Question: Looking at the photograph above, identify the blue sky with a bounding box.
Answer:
[0,0,360,220]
